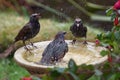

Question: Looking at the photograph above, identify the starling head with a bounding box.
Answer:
[30,13,41,22]
[55,31,67,40]
[75,18,82,27]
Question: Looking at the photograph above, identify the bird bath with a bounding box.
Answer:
[14,40,107,77]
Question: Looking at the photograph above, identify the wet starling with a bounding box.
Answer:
[40,31,68,65]
[0,13,41,58]
[70,18,87,44]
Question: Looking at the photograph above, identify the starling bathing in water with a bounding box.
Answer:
[70,18,87,44]
[0,13,41,58]
[40,31,68,65]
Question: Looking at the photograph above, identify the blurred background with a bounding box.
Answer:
[0,0,116,79]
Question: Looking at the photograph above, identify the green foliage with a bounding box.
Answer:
[68,59,79,80]
[106,7,116,21]
[114,30,120,41]
[68,59,78,73]
[100,50,109,56]
[94,69,102,76]
[106,8,113,16]
[88,75,101,80]
[32,76,41,80]
[0,58,29,80]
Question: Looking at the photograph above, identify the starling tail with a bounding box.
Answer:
[0,43,15,58]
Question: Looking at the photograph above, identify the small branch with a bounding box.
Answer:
[67,0,111,21]
[26,0,71,21]
[67,0,92,17]
[86,2,111,10]
[2,0,19,13]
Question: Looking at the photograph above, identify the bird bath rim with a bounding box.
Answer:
[14,40,107,69]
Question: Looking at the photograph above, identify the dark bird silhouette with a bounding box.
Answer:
[0,13,40,58]
[40,31,68,65]
[15,13,40,49]
[70,18,87,44]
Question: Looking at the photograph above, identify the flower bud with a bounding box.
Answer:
[114,16,119,26]
[107,55,112,63]
[21,77,32,80]
[95,39,100,46]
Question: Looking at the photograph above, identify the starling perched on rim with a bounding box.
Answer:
[40,31,68,65]
[0,13,41,58]
[15,13,41,50]
[70,18,87,44]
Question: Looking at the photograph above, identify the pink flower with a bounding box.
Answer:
[113,0,120,15]
[114,16,119,26]
[113,0,120,10]
[95,39,100,46]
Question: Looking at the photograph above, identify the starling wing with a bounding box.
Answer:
[41,40,68,64]
[53,41,68,61]
[15,23,33,42]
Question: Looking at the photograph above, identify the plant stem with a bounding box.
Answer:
[67,0,111,21]
[67,0,92,17]
[26,0,71,21]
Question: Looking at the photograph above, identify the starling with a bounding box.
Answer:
[70,18,87,44]
[15,13,41,49]
[0,13,41,58]
[40,31,68,65]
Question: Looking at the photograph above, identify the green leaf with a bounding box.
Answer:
[100,42,109,47]
[111,12,117,21]
[114,31,120,41]
[32,76,41,80]
[94,69,103,76]
[42,76,53,80]
[68,59,78,73]
[96,33,103,40]
[68,71,79,80]
[112,41,119,54]
[55,67,66,73]
[104,31,112,39]
[79,74,88,80]
[108,74,116,80]
[106,8,113,16]
[50,70,61,78]
[116,72,120,79]
[88,75,101,80]
[100,50,109,56]
[80,64,94,70]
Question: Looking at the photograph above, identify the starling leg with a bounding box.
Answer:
[29,40,37,48]
[23,41,29,50]
[71,39,76,45]
[83,37,87,44]
[23,41,32,54]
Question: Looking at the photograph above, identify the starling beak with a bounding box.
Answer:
[70,18,87,44]
[63,31,67,34]
[40,31,68,65]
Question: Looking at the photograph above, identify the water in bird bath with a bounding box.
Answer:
[22,40,107,68]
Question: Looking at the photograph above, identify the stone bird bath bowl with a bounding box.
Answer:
[14,40,107,78]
